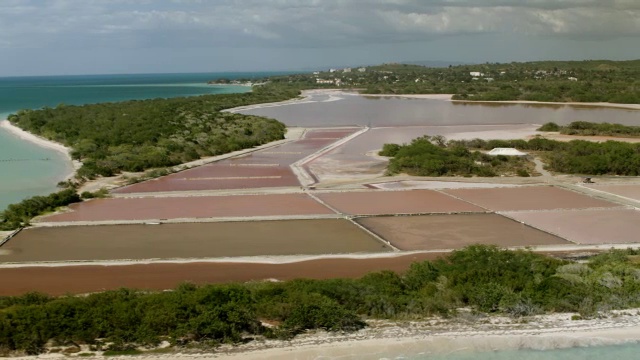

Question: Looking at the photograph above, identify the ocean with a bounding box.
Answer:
[0,72,277,210]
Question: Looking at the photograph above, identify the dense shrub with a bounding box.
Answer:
[0,189,81,230]
[9,85,296,179]
[2,246,639,354]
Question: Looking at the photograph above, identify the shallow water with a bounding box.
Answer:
[0,72,267,209]
[239,92,640,127]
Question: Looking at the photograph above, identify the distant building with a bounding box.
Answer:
[312,71,320,75]
[343,68,352,73]
[485,78,494,82]
[357,67,366,72]
[568,77,578,81]
[315,79,334,84]
[470,71,484,77]
[329,68,337,73]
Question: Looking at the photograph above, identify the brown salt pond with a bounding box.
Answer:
[584,184,640,202]
[504,209,640,245]
[443,186,620,211]
[356,214,569,251]
[40,193,333,222]
[0,253,441,296]
[316,190,484,215]
[0,220,391,262]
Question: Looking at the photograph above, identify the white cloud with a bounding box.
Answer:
[0,0,638,51]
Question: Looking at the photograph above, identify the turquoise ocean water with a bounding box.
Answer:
[0,72,274,210]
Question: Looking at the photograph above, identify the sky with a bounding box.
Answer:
[0,0,639,76]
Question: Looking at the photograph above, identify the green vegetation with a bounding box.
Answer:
[380,136,533,177]
[383,135,640,177]
[264,60,640,104]
[2,246,640,355]
[0,189,80,230]
[449,137,640,176]
[8,85,297,180]
[539,121,640,137]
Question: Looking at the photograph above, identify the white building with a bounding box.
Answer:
[568,77,578,81]
[357,67,366,72]
[487,148,528,156]
[343,68,352,73]
[470,71,484,77]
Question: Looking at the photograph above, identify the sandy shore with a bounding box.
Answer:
[362,93,455,100]
[162,310,640,359]
[0,119,80,176]
[452,99,640,110]
[364,92,640,110]
[11,309,640,359]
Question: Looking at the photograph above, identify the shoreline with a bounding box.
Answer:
[0,119,80,178]
[228,89,640,112]
[361,92,640,110]
[452,98,640,110]
[11,309,639,359]
[169,309,640,359]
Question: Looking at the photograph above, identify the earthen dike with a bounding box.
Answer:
[2,114,640,295]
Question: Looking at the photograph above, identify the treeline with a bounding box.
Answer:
[539,121,640,137]
[2,246,640,355]
[448,137,640,176]
[264,60,640,104]
[8,85,298,179]
[0,189,80,230]
[379,136,533,177]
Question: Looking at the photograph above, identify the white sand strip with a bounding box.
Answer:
[1,119,71,157]
[0,119,80,178]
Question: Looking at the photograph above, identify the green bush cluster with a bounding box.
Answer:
[539,122,640,137]
[381,136,532,177]
[8,86,297,179]
[449,136,640,176]
[0,189,80,230]
[1,246,639,355]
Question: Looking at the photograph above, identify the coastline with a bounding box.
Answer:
[12,309,640,359]
[162,310,640,359]
[0,119,80,178]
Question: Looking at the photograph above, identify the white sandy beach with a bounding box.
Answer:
[9,310,640,359]
[0,119,80,176]
[158,310,640,359]
[1,119,71,157]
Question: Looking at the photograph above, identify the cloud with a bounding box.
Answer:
[0,0,638,53]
